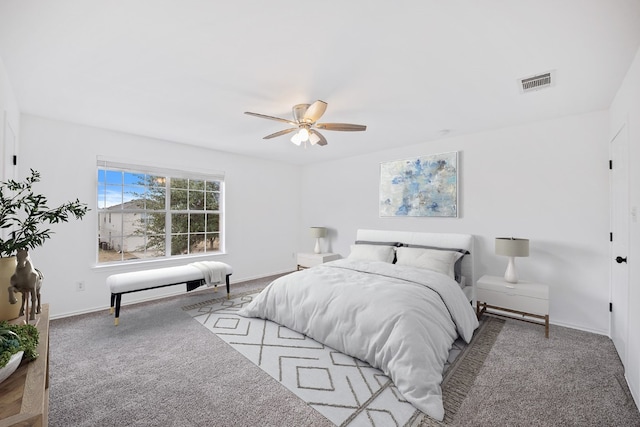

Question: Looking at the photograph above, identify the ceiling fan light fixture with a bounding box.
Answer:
[291,133,302,145]
[309,132,321,145]
[298,128,310,142]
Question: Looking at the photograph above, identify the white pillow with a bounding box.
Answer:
[395,247,463,279]
[348,244,395,263]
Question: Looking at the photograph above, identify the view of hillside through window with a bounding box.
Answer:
[97,168,222,263]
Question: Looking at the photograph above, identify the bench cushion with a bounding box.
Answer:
[107,262,233,294]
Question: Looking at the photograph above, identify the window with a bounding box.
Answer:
[97,160,224,264]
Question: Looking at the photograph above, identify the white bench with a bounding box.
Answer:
[107,262,233,325]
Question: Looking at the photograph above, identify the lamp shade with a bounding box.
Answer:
[495,237,529,257]
[310,227,327,238]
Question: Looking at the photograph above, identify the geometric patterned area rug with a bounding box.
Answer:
[183,291,504,427]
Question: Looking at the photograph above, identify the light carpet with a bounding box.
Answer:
[49,274,636,426]
[184,292,502,426]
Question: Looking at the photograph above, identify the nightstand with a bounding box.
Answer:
[297,253,340,270]
[476,275,550,338]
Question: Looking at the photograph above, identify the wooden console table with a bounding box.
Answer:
[0,304,50,427]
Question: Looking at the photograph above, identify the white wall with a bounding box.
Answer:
[9,83,614,336]
[4,54,622,338]
[610,45,640,409]
[300,111,611,334]
[18,114,301,318]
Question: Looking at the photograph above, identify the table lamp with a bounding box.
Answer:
[310,227,327,254]
[495,237,529,284]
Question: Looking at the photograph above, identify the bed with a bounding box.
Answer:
[238,229,479,421]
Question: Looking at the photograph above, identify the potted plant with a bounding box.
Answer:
[0,169,89,320]
[0,322,38,384]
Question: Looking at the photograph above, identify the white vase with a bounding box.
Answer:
[0,350,24,385]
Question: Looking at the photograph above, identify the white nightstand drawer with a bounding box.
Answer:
[477,288,549,316]
[477,275,548,299]
[297,253,341,269]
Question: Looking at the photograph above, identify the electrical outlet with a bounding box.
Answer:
[76,281,85,292]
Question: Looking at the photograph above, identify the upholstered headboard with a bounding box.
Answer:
[355,229,475,300]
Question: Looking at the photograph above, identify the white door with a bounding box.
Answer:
[610,123,630,364]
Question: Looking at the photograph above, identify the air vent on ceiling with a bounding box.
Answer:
[519,71,555,93]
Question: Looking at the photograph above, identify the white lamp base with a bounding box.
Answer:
[314,238,321,254]
[504,257,518,284]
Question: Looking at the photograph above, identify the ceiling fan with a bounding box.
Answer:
[244,100,366,146]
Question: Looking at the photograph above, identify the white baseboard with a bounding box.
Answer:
[50,268,294,320]
[548,319,609,337]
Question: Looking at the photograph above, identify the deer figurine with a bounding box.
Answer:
[8,249,43,322]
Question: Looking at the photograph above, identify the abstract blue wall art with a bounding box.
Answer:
[379,152,458,217]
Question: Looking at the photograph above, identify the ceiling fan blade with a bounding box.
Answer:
[245,111,297,126]
[263,128,299,139]
[310,129,328,146]
[303,100,328,123]
[292,104,310,123]
[316,123,367,132]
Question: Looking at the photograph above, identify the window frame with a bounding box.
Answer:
[96,159,225,266]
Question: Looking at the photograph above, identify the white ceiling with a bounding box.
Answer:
[1,0,639,165]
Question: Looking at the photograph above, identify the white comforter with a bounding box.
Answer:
[238,259,479,421]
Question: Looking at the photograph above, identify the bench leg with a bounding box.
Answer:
[110,293,115,314]
[545,314,550,338]
[186,280,202,292]
[226,274,231,300]
[114,294,122,326]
